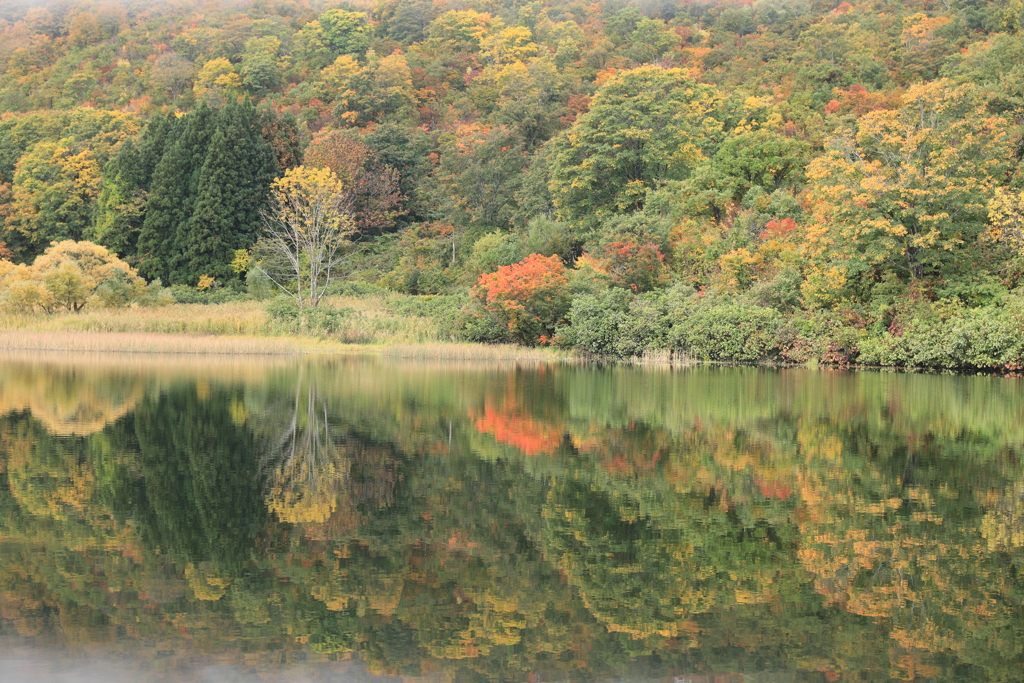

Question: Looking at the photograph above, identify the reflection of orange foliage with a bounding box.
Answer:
[755,478,792,500]
[473,399,562,456]
[571,427,667,475]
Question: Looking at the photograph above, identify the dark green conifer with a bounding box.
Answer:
[93,114,176,258]
[174,100,277,284]
[135,104,213,283]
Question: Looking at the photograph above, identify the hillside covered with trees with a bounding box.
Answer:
[2,0,1024,368]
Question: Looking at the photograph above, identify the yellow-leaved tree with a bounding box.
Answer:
[0,239,166,313]
[804,80,1016,304]
[256,166,357,309]
[987,188,1024,261]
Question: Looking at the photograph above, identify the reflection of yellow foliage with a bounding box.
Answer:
[312,571,402,617]
[185,562,231,601]
[7,450,95,521]
[0,362,143,436]
[266,458,347,525]
[268,485,338,524]
[981,484,1024,551]
[229,398,248,426]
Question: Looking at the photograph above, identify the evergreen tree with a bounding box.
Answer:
[173,100,277,284]
[92,114,175,257]
[135,105,213,283]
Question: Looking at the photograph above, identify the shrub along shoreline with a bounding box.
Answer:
[3,286,1023,374]
[3,241,1021,372]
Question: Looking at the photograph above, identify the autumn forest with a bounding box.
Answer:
[1,0,1024,364]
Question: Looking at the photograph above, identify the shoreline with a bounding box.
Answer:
[0,330,572,363]
[2,330,1019,377]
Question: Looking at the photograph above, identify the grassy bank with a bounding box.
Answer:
[0,294,570,362]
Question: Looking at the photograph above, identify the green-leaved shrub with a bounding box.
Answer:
[859,304,1024,369]
[558,289,669,358]
[265,296,350,337]
[670,303,783,361]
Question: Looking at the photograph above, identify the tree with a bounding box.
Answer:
[4,140,102,258]
[806,80,1016,285]
[132,104,278,285]
[135,105,212,283]
[148,51,195,103]
[675,127,809,224]
[93,113,176,257]
[0,240,153,313]
[319,10,371,57]
[257,166,356,309]
[303,129,405,235]
[988,188,1024,259]
[470,253,570,345]
[173,101,278,284]
[240,36,283,95]
[193,58,243,107]
[580,240,669,293]
[548,66,724,232]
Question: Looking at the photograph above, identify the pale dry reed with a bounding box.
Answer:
[0,296,574,361]
[381,342,572,363]
[0,330,316,355]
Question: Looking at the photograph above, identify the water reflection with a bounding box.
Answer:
[0,356,1022,681]
[262,367,346,525]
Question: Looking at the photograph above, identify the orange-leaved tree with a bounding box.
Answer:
[471,253,570,345]
[579,240,668,292]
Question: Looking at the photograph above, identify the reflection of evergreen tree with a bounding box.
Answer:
[108,384,267,570]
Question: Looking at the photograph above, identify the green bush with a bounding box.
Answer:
[327,280,388,297]
[777,310,863,364]
[169,284,248,304]
[93,275,135,308]
[265,296,351,337]
[558,289,629,356]
[616,293,670,357]
[558,289,670,358]
[859,304,1024,369]
[670,303,783,361]
[386,294,462,319]
[453,302,516,344]
[246,266,275,300]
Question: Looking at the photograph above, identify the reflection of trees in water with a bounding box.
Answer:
[263,370,347,525]
[0,362,144,436]
[107,383,267,571]
[261,369,398,535]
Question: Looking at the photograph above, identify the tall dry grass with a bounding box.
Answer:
[0,295,576,361]
[0,331,319,355]
[319,294,443,344]
[0,300,270,336]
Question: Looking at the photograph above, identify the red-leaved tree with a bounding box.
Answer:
[471,253,570,345]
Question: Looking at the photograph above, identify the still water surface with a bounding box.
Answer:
[1,353,1023,682]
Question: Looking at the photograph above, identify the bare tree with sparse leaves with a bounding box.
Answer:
[256,166,356,309]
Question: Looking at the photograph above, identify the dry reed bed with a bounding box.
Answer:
[0,331,315,355]
[0,298,575,362]
[0,300,270,336]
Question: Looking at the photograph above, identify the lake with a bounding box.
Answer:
[0,353,1022,682]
